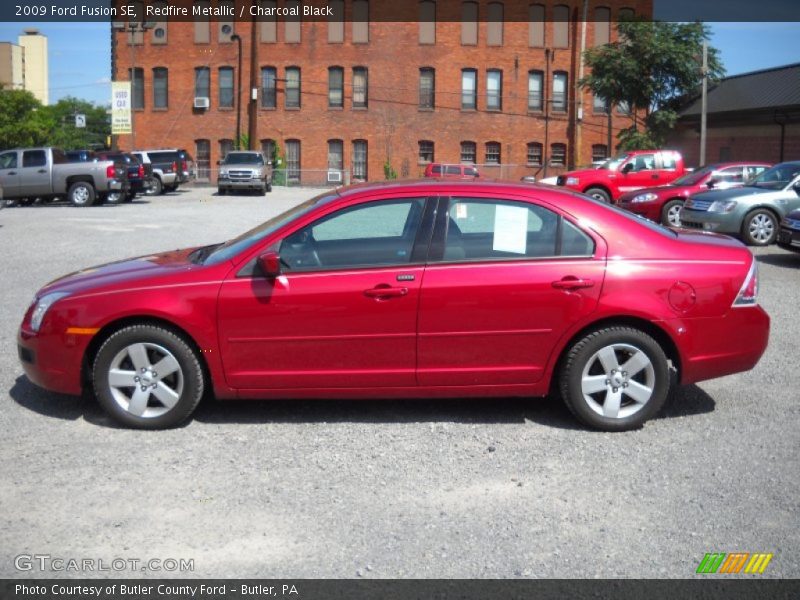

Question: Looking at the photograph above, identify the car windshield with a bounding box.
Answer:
[201,192,339,265]
[596,154,629,171]
[224,153,264,165]
[746,163,800,190]
[672,164,717,186]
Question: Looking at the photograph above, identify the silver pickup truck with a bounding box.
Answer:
[217,151,272,195]
[0,147,128,207]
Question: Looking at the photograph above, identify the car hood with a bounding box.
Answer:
[618,184,694,201]
[561,168,605,180]
[39,248,201,297]
[689,186,774,202]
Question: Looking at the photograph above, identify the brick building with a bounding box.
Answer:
[112,0,651,184]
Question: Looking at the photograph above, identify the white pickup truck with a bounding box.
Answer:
[0,147,129,207]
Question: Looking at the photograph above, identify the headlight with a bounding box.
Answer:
[565,177,580,186]
[218,171,229,179]
[708,200,738,213]
[631,192,658,203]
[30,292,71,333]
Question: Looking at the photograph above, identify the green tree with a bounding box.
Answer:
[580,20,724,150]
[41,96,110,150]
[0,88,52,148]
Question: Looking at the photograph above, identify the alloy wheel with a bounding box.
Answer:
[107,342,184,418]
[580,343,655,419]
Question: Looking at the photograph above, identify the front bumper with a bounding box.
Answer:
[777,226,800,253]
[218,179,266,191]
[679,208,742,234]
[18,326,89,396]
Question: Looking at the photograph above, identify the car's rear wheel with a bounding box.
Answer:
[742,209,777,246]
[585,187,611,203]
[93,325,204,429]
[105,190,124,205]
[559,327,671,431]
[68,182,96,207]
[661,199,684,227]
[143,176,162,196]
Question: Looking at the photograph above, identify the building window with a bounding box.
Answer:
[219,67,234,108]
[194,1,210,43]
[553,4,569,48]
[260,1,277,42]
[487,2,503,46]
[285,139,301,183]
[196,139,210,180]
[329,0,344,43]
[419,1,435,44]
[129,67,144,109]
[352,67,368,108]
[328,139,344,171]
[261,67,276,108]
[285,0,301,43]
[419,68,435,109]
[353,139,368,180]
[286,67,300,108]
[593,94,609,114]
[617,100,632,115]
[594,7,610,46]
[529,3,544,47]
[194,67,210,101]
[153,67,168,109]
[353,0,369,43]
[328,67,344,108]
[461,1,478,46]
[220,139,234,160]
[485,142,501,164]
[552,71,568,112]
[460,141,476,163]
[418,140,434,163]
[619,7,635,21]
[261,139,275,162]
[461,68,477,109]
[527,142,543,166]
[551,143,566,166]
[592,144,608,163]
[218,1,234,42]
[486,69,502,111]
[528,70,543,111]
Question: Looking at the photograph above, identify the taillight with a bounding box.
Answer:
[733,260,758,307]
[172,161,177,172]
[182,160,188,172]
[106,164,116,179]
[138,164,144,178]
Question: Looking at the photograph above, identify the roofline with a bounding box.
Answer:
[717,61,800,82]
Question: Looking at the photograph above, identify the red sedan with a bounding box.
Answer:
[18,181,769,431]
[616,162,771,227]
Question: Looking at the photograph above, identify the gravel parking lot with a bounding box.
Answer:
[1,186,798,579]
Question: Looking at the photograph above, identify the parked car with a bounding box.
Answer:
[132,150,181,195]
[777,208,800,253]
[177,149,196,182]
[423,163,481,179]
[616,162,771,227]
[217,151,272,195]
[65,149,96,163]
[0,147,128,206]
[95,151,152,202]
[556,150,687,202]
[18,180,769,431]
[680,161,800,246]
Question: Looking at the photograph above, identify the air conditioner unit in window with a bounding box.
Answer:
[193,97,210,109]
[327,170,343,183]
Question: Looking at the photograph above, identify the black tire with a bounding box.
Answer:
[217,188,226,196]
[258,185,266,196]
[741,208,777,246]
[125,191,135,203]
[585,187,611,203]
[164,184,178,193]
[661,199,684,227]
[93,324,205,429]
[558,326,671,431]
[266,182,272,193]
[105,190,125,205]
[68,181,96,207]
[144,176,163,196]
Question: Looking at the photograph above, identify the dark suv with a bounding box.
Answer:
[96,152,152,202]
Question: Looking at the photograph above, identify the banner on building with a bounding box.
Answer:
[111,81,132,134]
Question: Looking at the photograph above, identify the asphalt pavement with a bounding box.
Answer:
[0,186,798,579]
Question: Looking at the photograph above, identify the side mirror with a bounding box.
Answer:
[257,251,281,278]
[706,177,719,188]
[794,181,800,196]
[621,163,633,174]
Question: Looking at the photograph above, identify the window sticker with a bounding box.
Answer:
[492,205,528,254]
[456,203,468,219]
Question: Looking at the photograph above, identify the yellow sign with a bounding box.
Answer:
[111,81,132,134]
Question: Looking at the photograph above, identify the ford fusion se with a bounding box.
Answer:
[19,181,769,431]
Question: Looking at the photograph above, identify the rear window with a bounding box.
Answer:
[148,151,179,163]
[431,165,442,175]
[23,150,47,168]
[446,166,461,175]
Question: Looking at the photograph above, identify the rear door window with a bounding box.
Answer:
[22,150,47,168]
[445,166,461,175]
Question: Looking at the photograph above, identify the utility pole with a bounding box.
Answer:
[231,34,243,149]
[699,39,708,166]
[247,6,258,151]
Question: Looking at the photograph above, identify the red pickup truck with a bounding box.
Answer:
[555,150,687,203]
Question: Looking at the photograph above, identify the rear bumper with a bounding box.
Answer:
[660,306,770,385]
[18,326,88,396]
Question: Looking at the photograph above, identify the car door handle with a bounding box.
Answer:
[364,285,409,299]
[37,169,47,173]
[8,171,16,175]
[651,174,660,179]
[552,277,595,290]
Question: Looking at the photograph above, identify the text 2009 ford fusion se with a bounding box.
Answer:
[18,181,769,431]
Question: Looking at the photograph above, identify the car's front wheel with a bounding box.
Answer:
[584,187,611,203]
[93,325,205,429]
[661,199,684,227]
[742,209,777,246]
[559,327,671,431]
